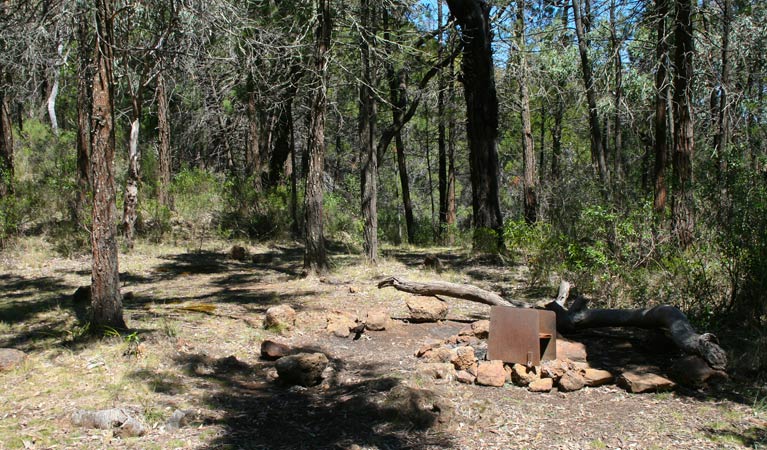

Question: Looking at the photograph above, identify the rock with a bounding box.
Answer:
[166,409,192,429]
[540,358,573,381]
[260,340,292,360]
[456,370,476,384]
[618,371,676,393]
[511,363,540,387]
[556,338,587,362]
[415,340,443,357]
[459,319,491,339]
[365,308,391,331]
[264,305,296,332]
[558,370,586,392]
[423,347,456,364]
[583,368,614,387]
[384,385,451,429]
[326,310,358,338]
[423,254,444,272]
[407,296,448,322]
[229,245,248,261]
[457,335,480,345]
[0,348,27,372]
[670,356,728,388]
[451,346,476,371]
[275,353,329,387]
[417,363,455,381]
[467,363,479,377]
[71,408,146,437]
[476,360,506,387]
[528,377,554,393]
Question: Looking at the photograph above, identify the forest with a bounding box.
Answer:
[1,0,766,448]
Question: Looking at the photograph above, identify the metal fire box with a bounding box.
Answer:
[487,306,556,366]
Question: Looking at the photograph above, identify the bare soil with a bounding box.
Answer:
[1,238,765,449]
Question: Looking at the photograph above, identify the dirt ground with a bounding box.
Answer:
[1,237,765,450]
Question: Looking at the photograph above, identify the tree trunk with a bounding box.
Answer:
[0,85,13,199]
[446,0,504,251]
[47,40,66,137]
[712,0,730,179]
[550,4,569,182]
[122,100,141,250]
[75,11,92,228]
[572,0,609,186]
[652,0,669,214]
[378,277,727,370]
[246,79,261,188]
[610,0,623,183]
[303,0,331,277]
[396,124,415,245]
[437,3,448,242]
[671,0,695,248]
[156,72,171,210]
[446,56,457,245]
[359,0,378,264]
[91,0,125,329]
[518,0,537,224]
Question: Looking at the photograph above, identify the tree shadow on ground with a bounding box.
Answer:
[151,350,454,450]
[0,274,73,323]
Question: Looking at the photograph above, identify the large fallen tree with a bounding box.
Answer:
[377,277,727,370]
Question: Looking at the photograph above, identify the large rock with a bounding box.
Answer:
[264,305,297,331]
[456,370,476,384]
[423,347,456,364]
[670,356,728,388]
[260,340,292,360]
[540,358,573,381]
[528,377,554,393]
[71,408,146,437]
[451,346,477,371]
[275,353,329,387]
[459,320,490,339]
[0,348,27,372]
[558,370,586,392]
[365,308,391,331]
[417,363,455,381]
[415,340,443,357]
[556,338,587,362]
[326,310,358,338]
[510,363,540,387]
[476,360,506,387]
[618,371,676,393]
[583,368,614,387]
[406,296,448,322]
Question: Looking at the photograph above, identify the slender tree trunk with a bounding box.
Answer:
[246,81,261,188]
[572,0,609,185]
[91,0,125,329]
[0,84,13,198]
[75,8,92,227]
[156,72,171,209]
[539,102,546,182]
[518,0,537,224]
[551,4,569,182]
[437,2,448,242]
[359,0,378,264]
[712,0,730,178]
[303,0,331,276]
[122,98,142,250]
[653,0,669,214]
[47,40,66,137]
[671,0,695,248]
[446,57,457,245]
[610,0,623,182]
[446,0,504,251]
[290,112,300,237]
[425,108,436,236]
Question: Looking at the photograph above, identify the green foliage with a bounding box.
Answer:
[221,177,293,240]
[473,227,502,254]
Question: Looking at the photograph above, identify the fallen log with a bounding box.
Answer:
[378,277,727,370]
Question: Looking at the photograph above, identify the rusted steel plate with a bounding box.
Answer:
[487,306,557,366]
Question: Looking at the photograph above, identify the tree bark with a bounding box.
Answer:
[550,4,569,182]
[156,72,171,209]
[446,0,504,251]
[359,0,378,264]
[47,40,66,137]
[446,56,457,245]
[245,78,261,188]
[303,0,331,277]
[517,0,537,224]
[671,0,695,248]
[378,277,727,370]
[122,101,141,250]
[572,0,609,186]
[91,0,125,329]
[437,3,448,242]
[712,0,730,179]
[610,0,623,183]
[0,84,13,199]
[652,0,669,214]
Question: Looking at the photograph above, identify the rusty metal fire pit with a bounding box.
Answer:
[487,307,556,366]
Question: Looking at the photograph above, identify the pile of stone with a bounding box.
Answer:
[414,319,679,394]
